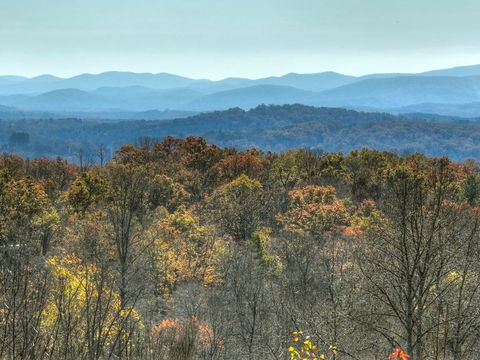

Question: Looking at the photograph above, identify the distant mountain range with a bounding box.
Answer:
[2,64,480,117]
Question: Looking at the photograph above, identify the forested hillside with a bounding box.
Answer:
[2,105,480,162]
[2,136,480,359]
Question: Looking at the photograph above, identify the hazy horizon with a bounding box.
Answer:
[2,0,480,79]
[3,62,480,81]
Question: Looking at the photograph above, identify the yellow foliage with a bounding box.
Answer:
[252,227,283,271]
[149,207,226,294]
[447,270,479,286]
[288,331,337,360]
[43,254,142,347]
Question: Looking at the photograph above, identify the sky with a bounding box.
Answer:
[1,0,480,79]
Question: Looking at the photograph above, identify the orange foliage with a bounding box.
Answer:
[389,348,411,360]
[30,157,78,196]
[218,153,263,179]
[150,316,220,357]
[152,316,215,347]
[278,185,349,239]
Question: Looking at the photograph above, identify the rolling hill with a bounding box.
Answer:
[313,76,480,108]
[249,72,357,92]
[419,64,480,77]
[186,85,314,111]
[0,104,17,112]
[17,89,113,111]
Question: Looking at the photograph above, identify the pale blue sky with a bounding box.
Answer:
[1,0,480,78]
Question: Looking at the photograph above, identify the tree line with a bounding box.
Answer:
[1,136,480,359]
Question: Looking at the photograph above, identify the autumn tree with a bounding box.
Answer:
[346,149,396,202]
[216,151,263,182]
[146,206,224,295]
[0,172,56,358]
[209,174,265,242]
[267,150,301,191]
[0,173,58,255]
[358,157,468,360]
[66,162,153,359]
[277,185,349,246]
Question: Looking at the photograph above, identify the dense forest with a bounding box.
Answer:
[2,105,480,162]
[2,136,480,359]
